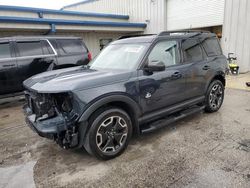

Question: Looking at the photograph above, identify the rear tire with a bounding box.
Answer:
[205,80,224,113]
[84,107,132,160]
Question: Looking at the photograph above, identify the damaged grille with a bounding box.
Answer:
[24,90,55,120]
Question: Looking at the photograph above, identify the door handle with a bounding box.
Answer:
[171,72,182,79]
[203,65,210,70]
[3,64,15,67]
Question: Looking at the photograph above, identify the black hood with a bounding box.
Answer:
[23,66,133,93]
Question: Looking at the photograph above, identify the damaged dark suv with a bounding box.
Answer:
[23,31,227,160]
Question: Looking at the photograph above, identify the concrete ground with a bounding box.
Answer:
[0,75,250,188]
[226,73,250,91]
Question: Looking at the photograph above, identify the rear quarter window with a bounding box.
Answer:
[182,39,203,62]
[57,39,87,54]
[201,38,222,57]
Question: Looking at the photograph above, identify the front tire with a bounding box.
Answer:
[205,80,224,113]
[84,108,132,160]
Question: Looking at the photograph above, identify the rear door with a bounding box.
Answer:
[181,38,208,99]
[55,39,89,67]
[15,39,57,88]
[0,40,19,95]
[200,36,226,85]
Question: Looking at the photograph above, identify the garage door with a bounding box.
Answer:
[166,0,225,31]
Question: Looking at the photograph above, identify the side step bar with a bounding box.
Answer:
[141,105,205,134]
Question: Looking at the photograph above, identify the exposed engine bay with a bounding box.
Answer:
[24,90,80,149]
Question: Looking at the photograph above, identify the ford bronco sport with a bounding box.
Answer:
[23,31,227,160]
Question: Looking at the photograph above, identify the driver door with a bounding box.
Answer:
[138,40,188,114]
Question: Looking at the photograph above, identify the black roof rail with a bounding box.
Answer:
[158,30,211,36]
[118,34,155,40]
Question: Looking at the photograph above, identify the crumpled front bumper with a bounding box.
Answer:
[24,105,67,140]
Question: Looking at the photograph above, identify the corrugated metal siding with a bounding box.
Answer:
[44,13,128,22]
[222,0,250,73]
[166,0,225,31]
[64,0,166,34]
[0,10,38,18]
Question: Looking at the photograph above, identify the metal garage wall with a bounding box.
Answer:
[166,0,225,31]
[222,0,250,73]
[63,0,166,34]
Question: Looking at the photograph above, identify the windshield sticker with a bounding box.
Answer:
[125,46,143,53]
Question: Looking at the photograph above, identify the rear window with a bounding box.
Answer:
[57,39,87,54]
[0,43,11,59]
[182,39,203,62]
[201,37,222,57]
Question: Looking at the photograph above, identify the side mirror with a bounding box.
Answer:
[145,61,165,72]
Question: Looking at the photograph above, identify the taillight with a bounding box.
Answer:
[88,52,92,61]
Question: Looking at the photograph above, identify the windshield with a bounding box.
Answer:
[89,43,147,70]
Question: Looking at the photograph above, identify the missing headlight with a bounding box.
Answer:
[53,93,73,113]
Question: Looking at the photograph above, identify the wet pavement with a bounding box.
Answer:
[0,88,250,188]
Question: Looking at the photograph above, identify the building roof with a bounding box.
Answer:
[0,5,146,33]
[0,16,146,28]
[0,5,129,19]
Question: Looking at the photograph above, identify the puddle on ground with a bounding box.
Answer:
[0,161,36,188]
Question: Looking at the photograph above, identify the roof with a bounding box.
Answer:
[113,32,217,44]
[113,35,157,44]
[0,5,129,20]
[0,16,146,28]
[62,0,98,10]
[0,5,146,32]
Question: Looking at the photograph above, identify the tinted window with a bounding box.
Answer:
[182,39,203,62]
[202,37,222,57]
[57,39,87,54]
[148,40,179,67]
[0,43,11,59]
[41,40,54,55]
[17,41,43,57]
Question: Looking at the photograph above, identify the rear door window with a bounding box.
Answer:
[41,40,54,55]
[182,39,203,62]
[0,42,11,59]
[201,37,222,57]
[57,39,87,54]
[17,41,44,57]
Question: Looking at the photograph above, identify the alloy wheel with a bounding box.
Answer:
[96,116,128,153]
[209,84,223,110]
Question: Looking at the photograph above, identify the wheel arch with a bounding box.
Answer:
[206,72,226,92]
[212,74,226,86]
[78,94,142,136]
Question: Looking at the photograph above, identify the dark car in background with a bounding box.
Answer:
[0,36,91,95]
